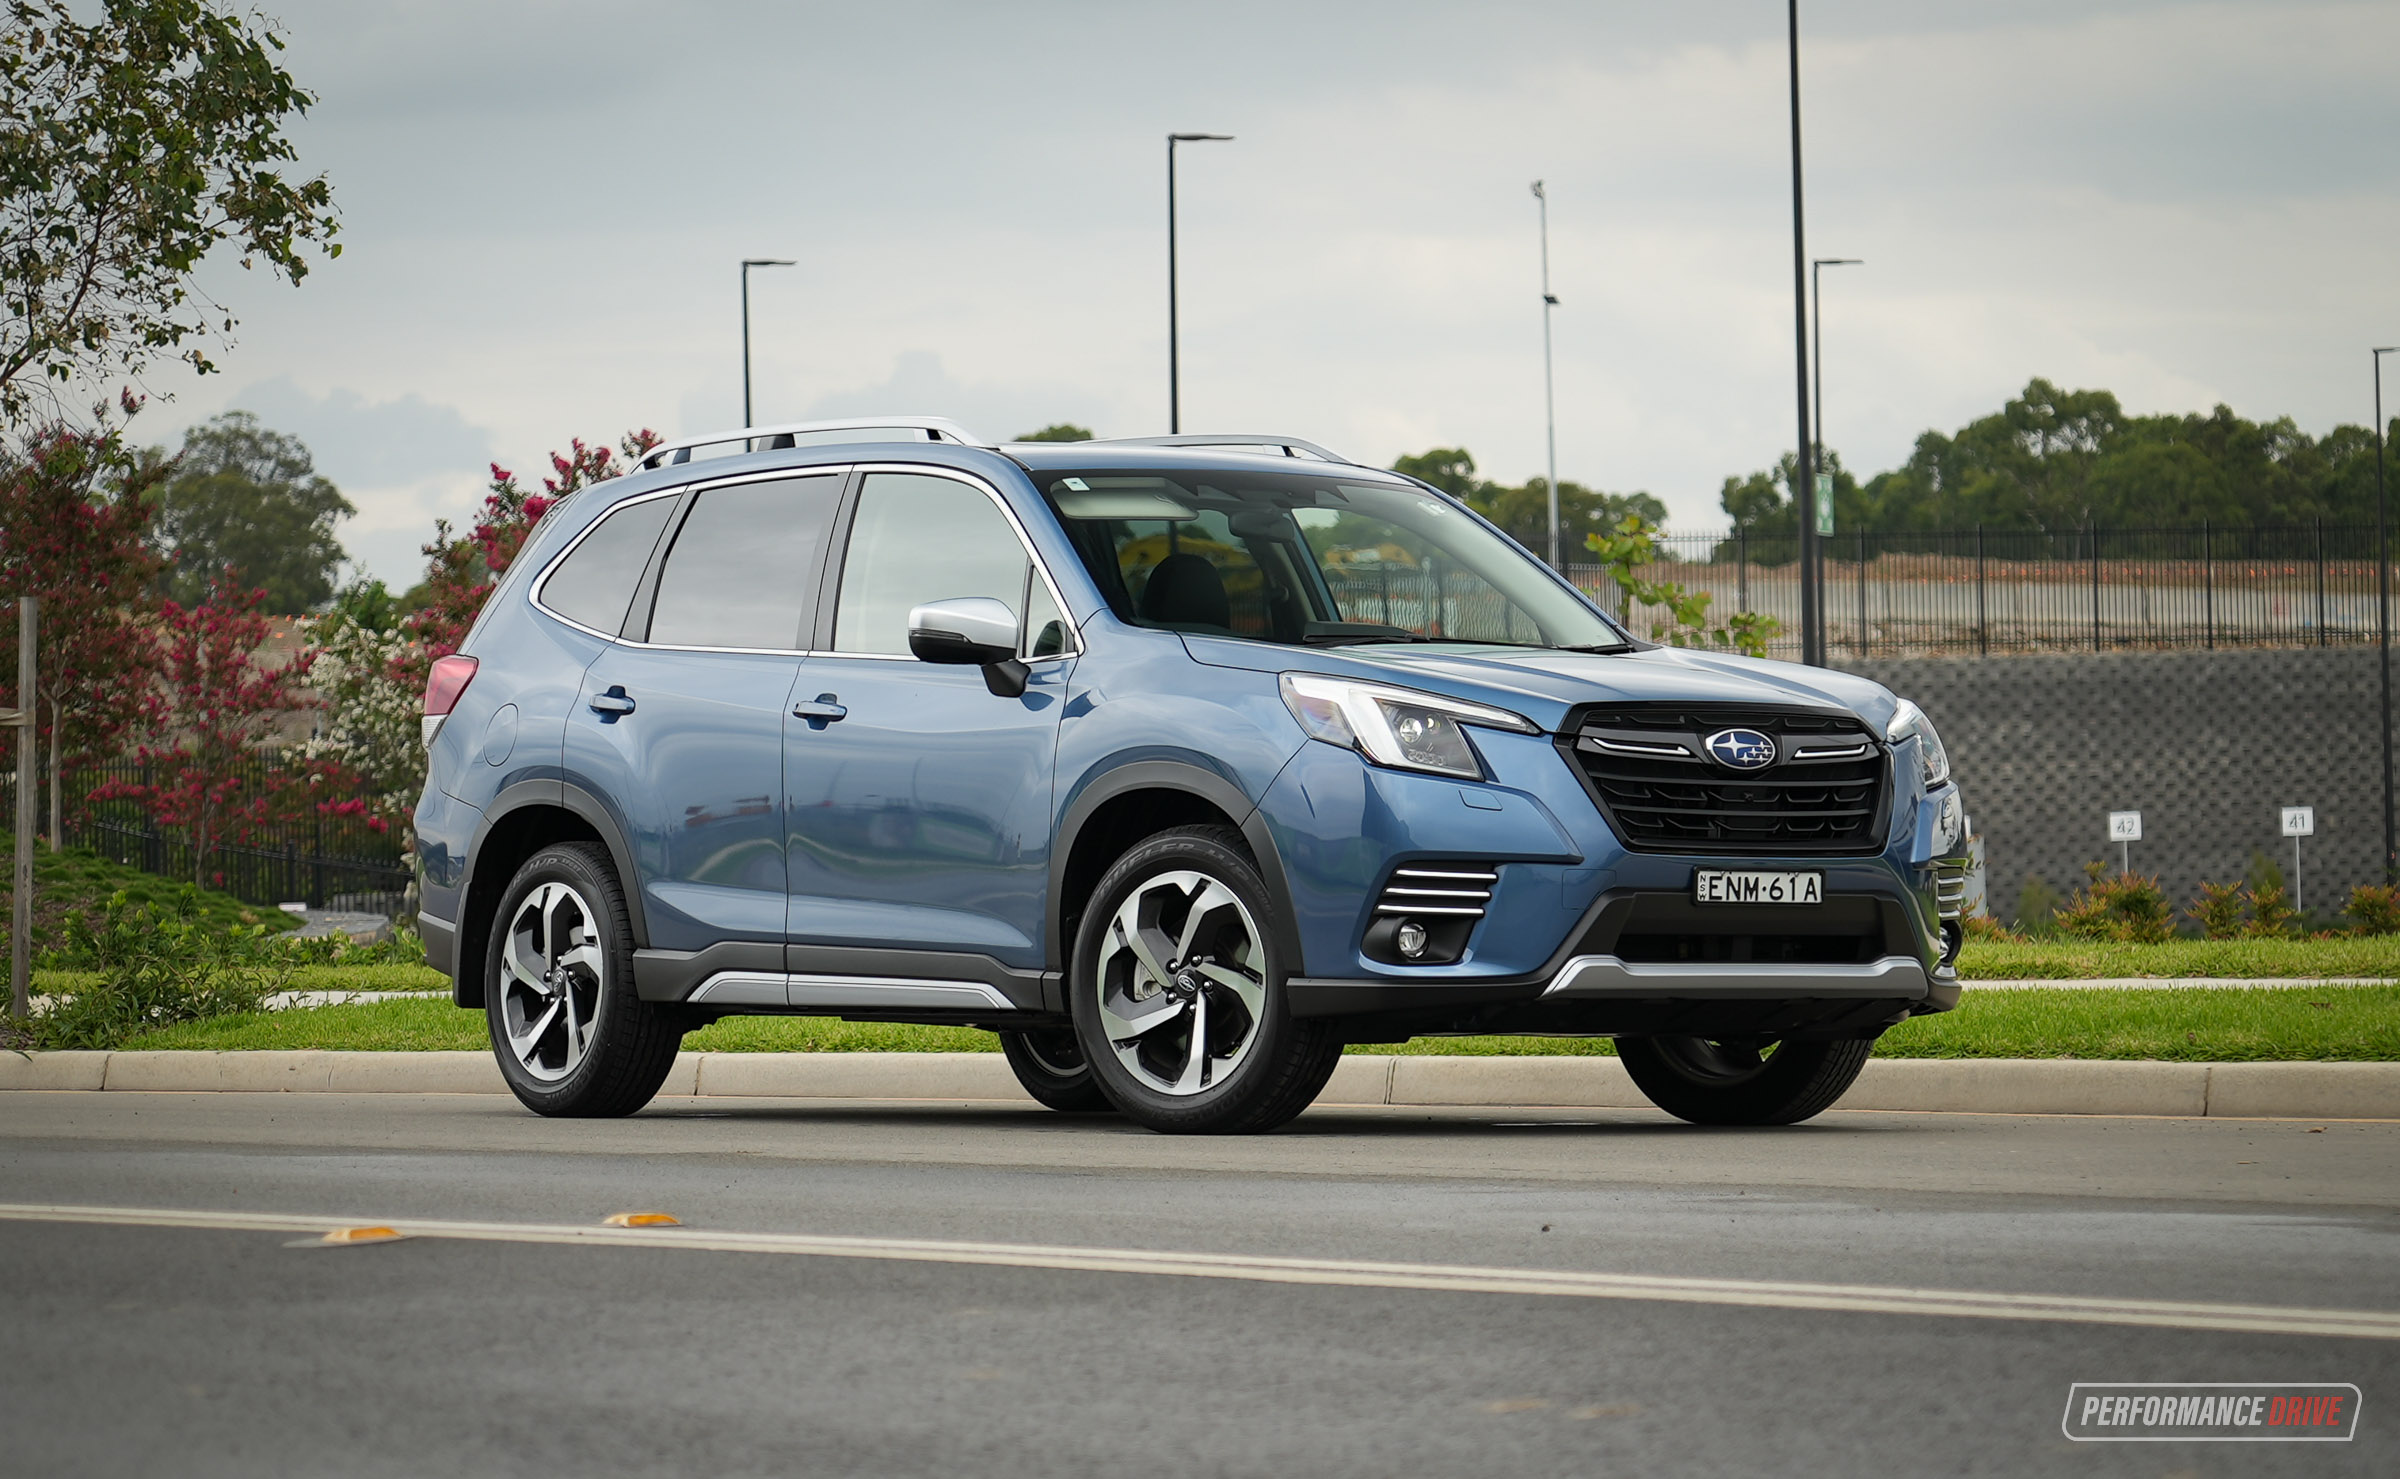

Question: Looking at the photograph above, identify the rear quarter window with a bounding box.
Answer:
[537,495,678,635]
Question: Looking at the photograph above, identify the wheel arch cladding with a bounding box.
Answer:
[1048,763,1305,980]
[455,787,641,1007]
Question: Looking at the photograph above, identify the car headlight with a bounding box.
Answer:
[1279,673,1537,780]
[1885,698,1950,791]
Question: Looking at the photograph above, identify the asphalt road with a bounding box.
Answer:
[2,1092,2394,1477]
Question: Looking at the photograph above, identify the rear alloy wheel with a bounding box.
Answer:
[1615,1035,1873,1126]
[999,1027,1113,1112]
[1071,826,1341,1134]
[485,842,684,1117]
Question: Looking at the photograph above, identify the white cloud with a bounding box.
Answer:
[124,0,2400,553]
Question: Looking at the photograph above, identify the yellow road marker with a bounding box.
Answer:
[601,1211,681,1228]
[288,1224,406,1248]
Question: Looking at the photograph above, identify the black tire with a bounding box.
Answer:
[1070,825,1341,1135]
[483,842,684,1117]
[999,1027,1114,1112]
[1615,1035,1873,1126]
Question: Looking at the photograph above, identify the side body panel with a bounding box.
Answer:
[566,647,802,952]
[783,656,1072,969]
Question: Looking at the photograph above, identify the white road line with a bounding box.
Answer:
[3,1201,2395,1341]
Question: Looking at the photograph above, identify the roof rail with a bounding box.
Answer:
[637,416,990,471]
[1089,433,1355,465]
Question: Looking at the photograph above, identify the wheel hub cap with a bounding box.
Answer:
[498,880,605,1083]
[1096,871,1268,1097]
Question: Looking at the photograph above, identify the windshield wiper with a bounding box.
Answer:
[1556,642,1635,654]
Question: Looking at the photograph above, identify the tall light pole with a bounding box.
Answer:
[1167,132,1233,433]
[741,258,793,428]
[1809,256,1862,620]
[2377,346,2396,880]
[1532,181,1561,568]
[1810,258,1861,465]
[1786,0,1822,666]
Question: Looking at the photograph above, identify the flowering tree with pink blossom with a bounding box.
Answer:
[96,574,323,885]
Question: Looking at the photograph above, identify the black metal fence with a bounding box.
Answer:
[6,751,411,918]
[1563,522,2387,660]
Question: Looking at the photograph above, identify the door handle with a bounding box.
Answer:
[793,695,847,729]
[588,687,636,717]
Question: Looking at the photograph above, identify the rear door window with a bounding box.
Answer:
[644,474,841,649]
[538,495,678,635]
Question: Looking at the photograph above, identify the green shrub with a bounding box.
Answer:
[2188,881,2246,939]
[266,923,427,968]
[2348,885,2400,936]
[2243,881,2301,939]
[2053,863,2173,943]
[32,888,289,1050]
[1961,913,2018,942]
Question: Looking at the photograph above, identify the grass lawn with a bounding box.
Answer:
[113,984,2400,1062]
[1959,936,2400,980]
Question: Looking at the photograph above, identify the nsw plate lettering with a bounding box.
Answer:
[1695,870,1824,905]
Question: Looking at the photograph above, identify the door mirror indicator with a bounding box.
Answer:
[908,597,1030,697]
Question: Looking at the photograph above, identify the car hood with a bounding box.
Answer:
[1179,634,1902,736]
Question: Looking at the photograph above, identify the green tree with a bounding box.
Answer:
[1754,378,2400,534]
[0,0,340,427]
[151,411,352,612]
[1016,423,1094,442]
[1390,448,1665,558]
[1391,447,1480,499]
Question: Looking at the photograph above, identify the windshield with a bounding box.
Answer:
[1038,469,1629,651]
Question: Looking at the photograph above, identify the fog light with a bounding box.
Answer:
[1395,920,1429,959]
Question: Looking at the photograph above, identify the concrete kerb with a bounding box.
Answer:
[2,1050,2394,1119]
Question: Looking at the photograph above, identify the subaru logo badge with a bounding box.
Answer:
[1704,727,1778,770]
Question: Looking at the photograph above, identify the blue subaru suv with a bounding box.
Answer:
[415,419,1969,1133]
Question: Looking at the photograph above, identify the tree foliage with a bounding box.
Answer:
[303,586,417,833]
[92,572,319,885]
[1722,378,2400,535]
[1583,515,1777,657]
[0,0,340,425]
[404,431,659,681]
[0,399,167,796]
[151,410,352,612]
[1015,423,1093,442]
[1390,447,1667,557]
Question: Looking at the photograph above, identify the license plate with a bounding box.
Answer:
[1695,870,1824,905]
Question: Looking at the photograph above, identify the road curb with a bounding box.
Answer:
[2,1050,2395,1118]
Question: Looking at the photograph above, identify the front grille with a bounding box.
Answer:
[1561,705,1891,856]
[1374,864,1499,919]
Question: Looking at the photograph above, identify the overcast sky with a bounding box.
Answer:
[135,0,2400,587]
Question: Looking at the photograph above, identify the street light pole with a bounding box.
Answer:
[740,258,794,428]
[1786,0,1822,666]
[1532,181,1561,569]
[1810,258,1861,469]
[1167,132,1233,434]
[2377,346,2396,880]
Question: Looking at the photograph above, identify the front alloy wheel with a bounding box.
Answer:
[1071,825,1341,1134]
[1096,869,1268,1096]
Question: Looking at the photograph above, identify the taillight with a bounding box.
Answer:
[422,654,479,746]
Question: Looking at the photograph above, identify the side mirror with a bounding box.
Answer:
[908,596,1029,698]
